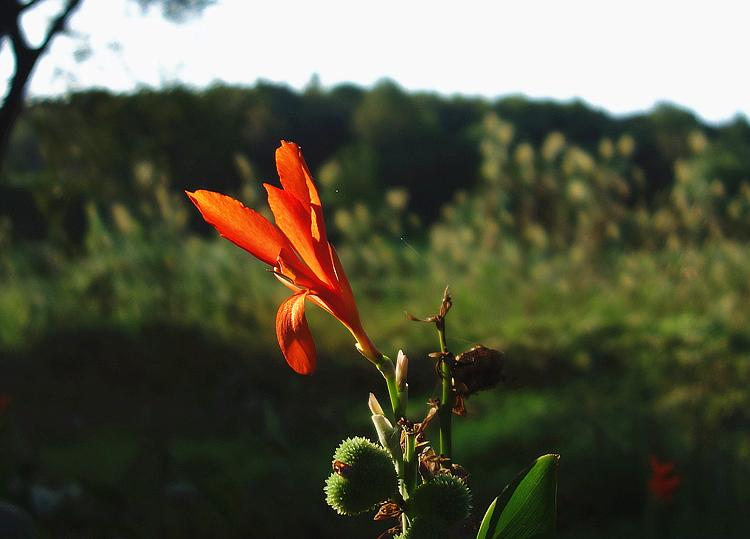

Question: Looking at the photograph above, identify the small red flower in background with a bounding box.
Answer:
[0,394,11,414]
[187,141,381,375]
[649,455,681,503]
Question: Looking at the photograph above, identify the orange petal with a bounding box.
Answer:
[186,190,289,267]
[328,244,357,309]
[300,246,358,326]
[276,292,317,375]
[265,184,335,287]
[328,244,359,322]
[275,141,322,206]
[276,248,321,291]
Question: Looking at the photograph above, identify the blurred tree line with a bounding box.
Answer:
[2,79,748,249]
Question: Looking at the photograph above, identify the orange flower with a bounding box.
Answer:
[186,141,381,375]
[648,455,681,503]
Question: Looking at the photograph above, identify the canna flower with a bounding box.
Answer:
[648,455,681,503]
[186,141,381,375]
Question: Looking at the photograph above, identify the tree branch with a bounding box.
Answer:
[8,5,31,60]
[0,0,84,172]
[37,0,83,53]
[1,1,21,40]
[19,0,46,13]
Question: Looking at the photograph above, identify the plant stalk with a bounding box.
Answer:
[437,320,453,458]
[404,429,418,495]
[378,358,406,421]
[377,354,412,533]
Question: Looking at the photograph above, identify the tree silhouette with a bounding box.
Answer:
[0,0,214,171]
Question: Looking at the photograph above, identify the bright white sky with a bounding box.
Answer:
[2,0,748,124]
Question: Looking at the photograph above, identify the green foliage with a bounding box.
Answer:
[476,454,558,539]
[410,474,472,525]
[324,437,397,515]
[135,0,216,21]
[2,84,750,537]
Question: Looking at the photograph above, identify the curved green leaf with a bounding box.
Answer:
[476,453,559,539]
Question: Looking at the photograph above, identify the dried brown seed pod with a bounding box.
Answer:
[452,345,505,396]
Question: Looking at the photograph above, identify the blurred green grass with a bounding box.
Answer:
[1,111,749,537]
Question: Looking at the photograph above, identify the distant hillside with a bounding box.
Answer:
[3,80,749,244]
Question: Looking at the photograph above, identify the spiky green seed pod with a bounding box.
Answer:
[324,437,397,516]
[410,474,472,525]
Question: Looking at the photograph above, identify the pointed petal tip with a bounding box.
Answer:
[185,189,289,267]
[185,189,213,209]
[184,189,207,211]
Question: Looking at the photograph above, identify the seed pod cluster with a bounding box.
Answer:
[324,437,397,516]
[409,474,472,525]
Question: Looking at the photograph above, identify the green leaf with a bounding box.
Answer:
[476,453,559,539]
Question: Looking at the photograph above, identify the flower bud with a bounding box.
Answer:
[324,437,397,516]
[368,392,385,416]
[409,474,472,525]
[369,394,401,459]
[372,414,401,459]
[396,350,409,390]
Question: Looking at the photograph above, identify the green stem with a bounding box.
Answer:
[360,346,413,532]
[437,321,453,458]
[376,354,411,534]
[397,385,409,420]
[404,429,418,495]
[378,359,405,421]
[398,446,411,536]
